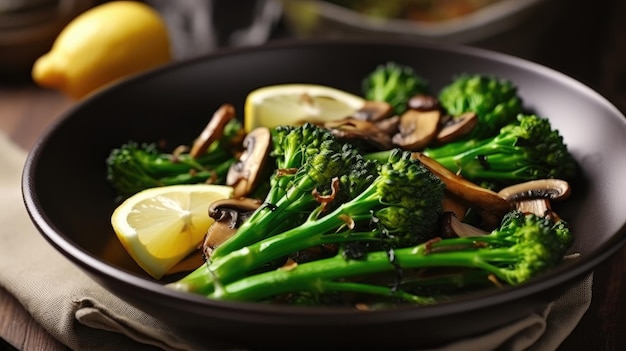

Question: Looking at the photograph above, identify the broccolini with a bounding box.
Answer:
[206,211,572,304]
[106,119,242,200]
[438,73,524,140]
[171,149,446,296]
[362,61,429,115]
[418,114,577,189]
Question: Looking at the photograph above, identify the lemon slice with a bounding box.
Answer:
[111,184,234,279]
[244,84,366,132]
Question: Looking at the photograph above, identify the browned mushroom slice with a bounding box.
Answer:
[434,112,478,145]
[440,212,489,239]
[442,193,470,221]
[353,100,394,122]
[226,127,271,198]
[190,103,236,158]
[208,197,263,218]
[497,179,571,220]
[415,152,510,211]
[203,197,262,258]
[374,115,400,135]
[407,94,441,111]
[324,117,394,150]
[414,152,511,227]
[392,109,441,151]
[498,179,571,202]
[203,221,237,259]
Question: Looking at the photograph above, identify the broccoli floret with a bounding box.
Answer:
[271,123,335,170]
[171,149,446,296]
[421,114,578,188]
[106,119,242,200]
[206,211,572,303]
[438,73,524,140]
[362,61,429,115]
[264,123,336,203]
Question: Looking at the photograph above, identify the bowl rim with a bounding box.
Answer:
[22,37,626,321]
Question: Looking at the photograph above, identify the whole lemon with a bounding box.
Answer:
[32,1,172,99]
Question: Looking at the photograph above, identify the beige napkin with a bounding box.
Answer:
[0,131,592,351]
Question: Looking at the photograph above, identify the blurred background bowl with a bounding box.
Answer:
[281,0,566,60]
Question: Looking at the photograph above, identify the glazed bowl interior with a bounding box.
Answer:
[22,39,626,349]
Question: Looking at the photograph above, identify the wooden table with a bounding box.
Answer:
[1,83,625,351]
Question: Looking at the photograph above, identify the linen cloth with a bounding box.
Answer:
[0,131,592,351]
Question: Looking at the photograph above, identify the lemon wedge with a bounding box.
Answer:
[111,184,234,279]
[244,84,366,132]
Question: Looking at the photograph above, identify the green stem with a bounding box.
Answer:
[313,281,438,305]
[421,138,492,160]
[166,261,215,295]
[209,245,515,302]
[168,228,380,295]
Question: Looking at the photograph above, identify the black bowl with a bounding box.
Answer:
[22,39,626,349]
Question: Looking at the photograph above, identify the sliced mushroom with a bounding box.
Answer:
[203,222,237,259]
[441,193,470,221]
[407,94,441,111]
[434,112,478,145]
[202,197,263,258]
[353,100,394,122]
[226,127,271,198]
[497,179,571,220]
[392,109,441,151]
[190,104,236,158]
[414,152,510,229]
[415,152,510,212]
[440,212,489,238]
[498,179,571,202]
[324,117,394,150]
[208,197,263,220]
[374,115,400,135]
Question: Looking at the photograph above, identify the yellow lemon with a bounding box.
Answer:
[32,1,172,99]
[111,184,234,279]
[244,84,366,132]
